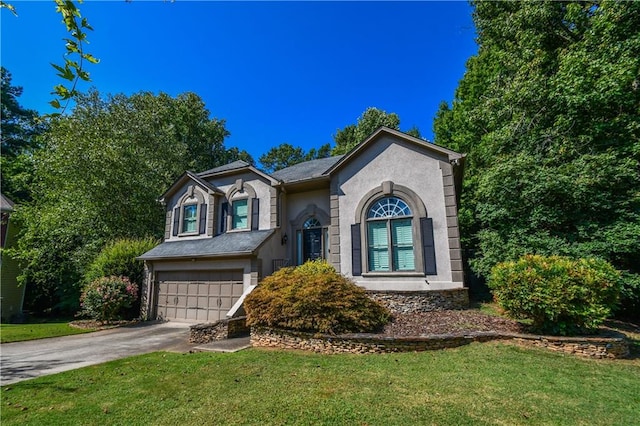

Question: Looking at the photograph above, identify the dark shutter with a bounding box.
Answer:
[421,217,437,275]
[351,223,362,276]
[251,198,260,230]
[172,207,180,236]
[220,202,228,234]
[199,203,207,234]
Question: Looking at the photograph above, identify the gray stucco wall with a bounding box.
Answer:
[333,135,462,290]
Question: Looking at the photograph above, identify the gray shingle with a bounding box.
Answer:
[139,230,274,260]
[271,155,344,183]
[198,160,250,177]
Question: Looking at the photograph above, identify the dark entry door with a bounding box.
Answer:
[303,228,323,261]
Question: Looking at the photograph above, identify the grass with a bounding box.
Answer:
[0,319,96,343]
[2,343,639,425]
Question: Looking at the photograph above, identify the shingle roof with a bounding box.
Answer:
[138,230,274,260]
[0,193,15,212]
[198,160,250,176]
[271,155,344,183]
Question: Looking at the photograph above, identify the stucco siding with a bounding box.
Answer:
[211,172,273,230]
[334,135,459,290]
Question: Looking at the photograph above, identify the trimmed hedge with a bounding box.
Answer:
[244,260,391,334]
[488,255,621,335]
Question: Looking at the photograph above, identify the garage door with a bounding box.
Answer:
[156,270,244,322]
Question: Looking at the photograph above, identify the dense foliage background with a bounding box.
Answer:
[433,1,640,315]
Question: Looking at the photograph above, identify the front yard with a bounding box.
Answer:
[2,342,638,425]
[0,319,96,343]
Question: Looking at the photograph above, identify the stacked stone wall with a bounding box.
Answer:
[367,289,469,314]
[189,316,249,344]
[251,327,629,359]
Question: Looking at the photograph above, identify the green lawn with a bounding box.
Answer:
[0,319,95,343]
[2,343,638,425]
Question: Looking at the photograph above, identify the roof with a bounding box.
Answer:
[198,160,250,176]
[1,193,15,212]
[138,230,275,260]
[271,155,344,184]
[326,127,464,175]
[159,170,224,201]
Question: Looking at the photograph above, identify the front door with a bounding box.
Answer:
[303,228,323,261]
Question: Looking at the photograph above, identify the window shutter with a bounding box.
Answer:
[351,223,362,276]
[421,217,437,275]
[172,207,180,236]
[251,198,260,230]
[220,202,228,234]
[199,203,207,234]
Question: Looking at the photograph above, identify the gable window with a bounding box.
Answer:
[367,197,415,271]
[182,204,198,233]
[232,199,249,230]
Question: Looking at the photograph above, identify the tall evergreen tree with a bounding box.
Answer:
[0,67,45,201]
[433,1,640,313]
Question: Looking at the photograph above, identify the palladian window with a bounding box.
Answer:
[367,197,415,271]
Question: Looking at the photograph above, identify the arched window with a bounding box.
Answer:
[367,196,415,271]
[303,217,321,229]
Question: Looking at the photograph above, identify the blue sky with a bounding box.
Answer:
[1,1,477,161]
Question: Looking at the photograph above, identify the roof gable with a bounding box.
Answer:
[198,161,278,184]
[326,127,464,175]
[159,170,224,202]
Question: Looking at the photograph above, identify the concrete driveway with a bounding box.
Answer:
[1,321,193,385]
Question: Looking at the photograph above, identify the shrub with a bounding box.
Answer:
[80,276,138,322]
[84,237,158,318]
[488,255,621,335]
[244,260,391,334]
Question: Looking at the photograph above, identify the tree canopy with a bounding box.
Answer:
[9,90,250,313]
[0,67,45,202]
[332,107,421,155]
[259,142,331,173]
[433,1,640,313]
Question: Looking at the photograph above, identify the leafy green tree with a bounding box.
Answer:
[0,67,45,202]
[10,90,247,314]
[332,107,424,155]
[433,1,640,315]
[259,142,331,173]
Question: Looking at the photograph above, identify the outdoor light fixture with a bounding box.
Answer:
[281,233,288,245]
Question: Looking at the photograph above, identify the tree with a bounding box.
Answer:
[9,90,249,314]
[0,67,45,202]
[259,142,331,173]
[1,0,99,114]
[332,107,420,155]
[433,1,640,314]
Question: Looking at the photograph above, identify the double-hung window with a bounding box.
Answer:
[232,199,248,230]
[182,204,198,233]
[366,197,415,271]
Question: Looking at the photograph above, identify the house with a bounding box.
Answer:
[139,127,467,322]
[1,193,26,322]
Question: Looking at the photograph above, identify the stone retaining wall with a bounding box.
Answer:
[190,317,249,344]
[367,289,469,314]
[250,327,629,359]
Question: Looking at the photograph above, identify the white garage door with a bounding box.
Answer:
[156,270,244,322]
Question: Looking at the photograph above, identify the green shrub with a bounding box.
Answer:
[80,276,138,322]
[245,260,391,334]
[84,237,157,318]
[85,237,158,286]
[488,255,621,335]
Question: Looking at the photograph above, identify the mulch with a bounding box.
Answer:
[379,310,526,337]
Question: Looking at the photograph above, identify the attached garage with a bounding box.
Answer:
[155,270,244,322]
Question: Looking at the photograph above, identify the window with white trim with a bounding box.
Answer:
[366,197,415,271]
